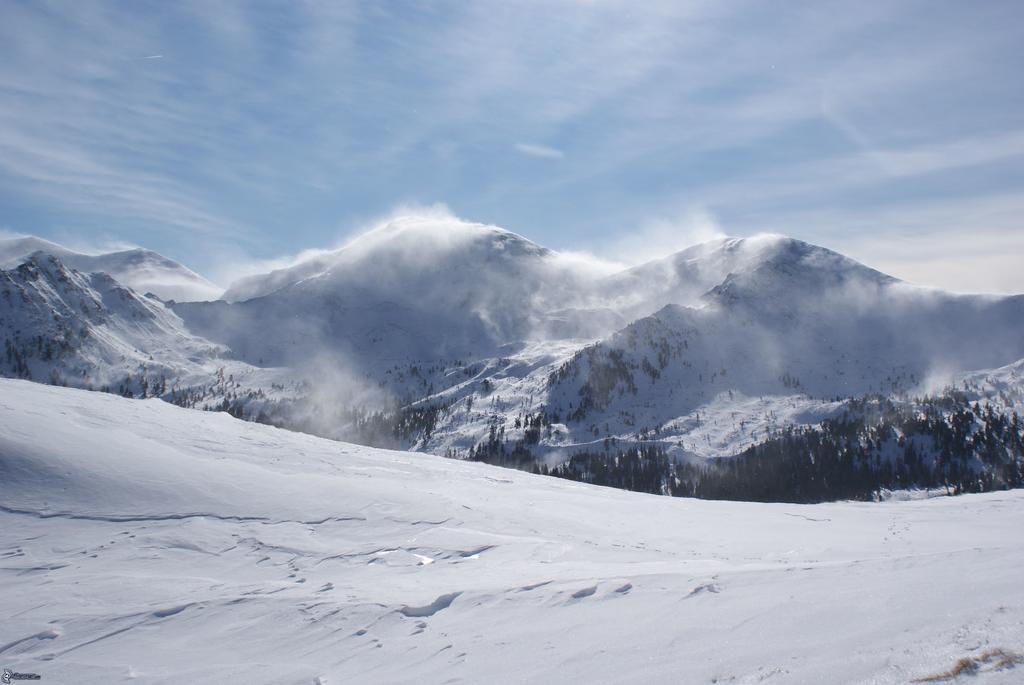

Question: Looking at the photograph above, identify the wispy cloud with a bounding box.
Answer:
[0,1,1020,291]
[515,143,564,160]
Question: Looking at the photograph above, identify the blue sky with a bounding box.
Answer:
[1,0,1022,292]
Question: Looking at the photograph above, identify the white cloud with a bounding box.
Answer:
[514,143,565,160]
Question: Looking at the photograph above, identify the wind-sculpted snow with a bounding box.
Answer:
[1,380,1023,683]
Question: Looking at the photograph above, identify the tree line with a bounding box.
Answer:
[542,393,1023,503]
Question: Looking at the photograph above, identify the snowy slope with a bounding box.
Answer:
[956,357,1024,416]
[1,379,1022,684]
[0,235,221,302]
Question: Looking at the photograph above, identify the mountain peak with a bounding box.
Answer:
[223,215,551,302]
[672,233,837,264]
[0,235,221,302]
[0,236,76,265]
[336,215,552,266]
[701,236,899,309]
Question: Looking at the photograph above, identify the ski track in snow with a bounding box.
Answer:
[1,379,1023,684]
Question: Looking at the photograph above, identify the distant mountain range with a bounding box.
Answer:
[0,235,221,302]
[0,251,226,393]
[3,217,1022,500]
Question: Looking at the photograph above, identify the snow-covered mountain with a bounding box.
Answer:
[4,219,1023,485]
[530,237,1024,453]
[594,233,852,317]
[194,225,1022,466]
[180,215,624,368]
[0,252,226,393]
[0,236,221,302]
[2,378,1022,684]
[196,226,1024,390]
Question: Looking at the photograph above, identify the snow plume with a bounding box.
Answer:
[2,227,196,265]
[176,213,1024,436]
[0,233,222,302]
[219,204,483,302]
[280,348,397,441]
[0,226,26,240]
[591,232,799,320]
[599,207,726,267]
[543,249,624,279]
[299,350,392,412]
[331,203,469,255]
[735,268,1024,399]
[221,204,704,324]
[552,238,1024,430]
[216,245,342,296]
[222,204,625,304]
[883,285,1024,394]
[216,206,632,349]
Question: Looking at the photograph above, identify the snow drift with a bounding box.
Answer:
[1,379,1022,683]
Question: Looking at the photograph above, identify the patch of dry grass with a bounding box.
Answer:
[913,648,1024,682]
